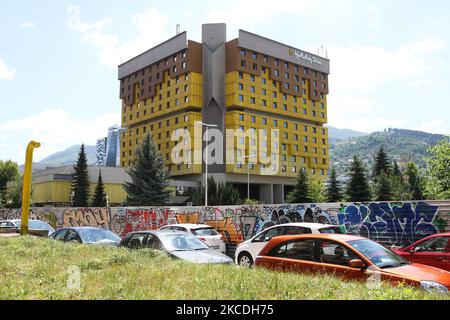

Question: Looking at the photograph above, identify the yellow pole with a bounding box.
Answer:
[20,141,41,235]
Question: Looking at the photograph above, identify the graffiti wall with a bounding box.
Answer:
[1,201,449,247]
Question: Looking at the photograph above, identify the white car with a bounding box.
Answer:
[234,223,342,267]
[158,224,227,254]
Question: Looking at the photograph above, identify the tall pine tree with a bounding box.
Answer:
[92,170,107,207]
[71,144,90,207]
[326,166,342,203]
[373,146,391,180]
[124,134,171,206]
[346,156,371,202]
[288,169,312,203]
[405,162,424,200]
[374,172,393,201]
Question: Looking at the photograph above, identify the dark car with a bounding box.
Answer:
[0,219,55,237]
[49,227,121,246]
[120,230,233,264]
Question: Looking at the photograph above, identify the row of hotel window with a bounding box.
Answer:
[237,72,326,100]
[123,51,187,82]
[239,49,326,78]
[123,73,191,103]
[238,82,326,103]
[239,62,327,89]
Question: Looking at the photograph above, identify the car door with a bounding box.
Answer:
[409,236,450,270]
[316,239,369,281]
[65,230,82,243]
[250,226,286,259]
[52,229,70,241]
[126,233,148,250]
[261,238,320,274]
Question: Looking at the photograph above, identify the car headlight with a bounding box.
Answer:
[420,281,448,295]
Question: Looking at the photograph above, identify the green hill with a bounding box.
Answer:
[38,145,96,166]
[329,128,447,177]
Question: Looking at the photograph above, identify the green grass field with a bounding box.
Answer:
[0,236,448,300]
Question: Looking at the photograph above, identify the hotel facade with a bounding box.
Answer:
[118,24,330,204]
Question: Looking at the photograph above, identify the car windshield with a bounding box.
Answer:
[348,239,410,269]
[192,228,219,236]
[319,227,341,234]
[76,229,121,244]
[159,233,210,252]
[15,220,55,232]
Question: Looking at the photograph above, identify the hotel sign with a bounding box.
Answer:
[288,49,323,66]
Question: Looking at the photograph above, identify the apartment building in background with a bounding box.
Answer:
[118,24,330,204]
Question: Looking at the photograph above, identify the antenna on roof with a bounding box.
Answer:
[176,24,180,35]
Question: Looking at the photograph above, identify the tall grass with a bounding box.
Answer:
[0,236,447,300]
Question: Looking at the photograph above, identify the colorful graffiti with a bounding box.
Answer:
[0,201,448,247]
[338,202,442,246]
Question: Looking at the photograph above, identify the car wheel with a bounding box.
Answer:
[238,252,254,267]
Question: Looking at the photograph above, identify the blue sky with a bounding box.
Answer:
[0,0,449,163]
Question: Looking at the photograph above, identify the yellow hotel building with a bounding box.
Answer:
[118,24,330,204]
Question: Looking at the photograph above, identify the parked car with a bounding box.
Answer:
[392,233,450,271]
[120,230,233,265]
[158,224,226,253]
[49,227,121,246]
[235,223,341,267]
[0,219,55,236]
[255,234,450,294]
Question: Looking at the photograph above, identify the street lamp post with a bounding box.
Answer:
[199,122,218,207]
[243,155,257,200]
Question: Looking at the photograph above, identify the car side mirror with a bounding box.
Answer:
[264,236,273,242]
[349,259,365,270]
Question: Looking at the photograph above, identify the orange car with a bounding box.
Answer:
[255,234,450,294]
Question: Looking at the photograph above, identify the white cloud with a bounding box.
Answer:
[19,21,36,29]
[0,57,16,80]
[67,5,173,68]
[0,109,120,162]
[366,5,381,31]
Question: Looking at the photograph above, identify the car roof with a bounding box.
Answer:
[59,227,108,231]
[261,233,367,252]
[161,224,214,229]
[126,230,191,237]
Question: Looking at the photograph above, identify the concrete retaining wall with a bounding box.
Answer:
[1,201,449,248]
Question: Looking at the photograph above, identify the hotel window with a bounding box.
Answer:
[314,71,317,77]
[239,72,243,79]
[239,125,244,131]
[283,122,288,128]
[263,55,268,63]
[184,96,189,103]
[295,75,299,82]
[304,146,308,152]
[295,65,299,72]
[274,69,280,77]
[251,116,256,123]
[282,165,287,173]
[302,98,307,105]
[252,52,257,60]
[273,102,277,109]
[302,89,307,95]
[262,67,266,73]
[237,162,243,169]
[273,120,278,127]
[294,86,299,92]
[292,156,297,162]
[321,112,325,118]
[320,169,325,176]
[312,101,316,107]
[272,92,277,98]
[239,114,244,121]
[241,60,246,68]
[303,109,307,115]
[182,62,186,69]
[294,145,299,151]
[312,111,316,117]
[282,144,287,151]
[284,83,289,90]
[303,136,308,142]
[262,78,267,85]
[292,167,297,173]
[250,75,255,82]
[283,104,288,111]
[284,72,289,80]
[323,158,327,165]
[294,134,298,141]
[322,138,326,144]
[293,107,298,113]
[262,100,267,107]
[272,80,277,87]
[239,83,243,90]
[262,89,266,95]
[262,129,267,137]
[302,157,306,163]
[185,74,189,80]
[283,133,288,139]
[262,118,267,125]
[320,103,325,109]
[173,66,177,73]
[314,80,318,87]
[275,59,279,66]
[240,49,246,56]
[312,169,316,175]
[182,51,186,58]
[184,115,189,122]
[313,147,318,153]
[285,62,289,68]
[250,97,256,104]
[274,142,279,149]
[253,64,258,71]
[250,86,256,93]
[304,68,308,75]
[239,95,244,102]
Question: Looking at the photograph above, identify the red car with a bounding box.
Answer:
[392,233,450,271]
[255,234,450,294]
